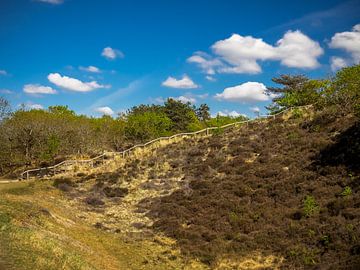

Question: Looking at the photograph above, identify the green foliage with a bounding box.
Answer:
[196,104,210,121]
[303,195,319,217]
[340,186,352,197]
[266,75,327,114]
[206,114,247,128]
[163,98,199,132]
[325,64,360,114]
[125,111,172,141]
[41,135,61,160]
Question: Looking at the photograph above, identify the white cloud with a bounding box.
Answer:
[95,106,114,115]
[35,0,63,4]
[187,51,223,75]
[25,103,44,110]
[162,74,199,89]
[275,30,323,68]
[329,24,360,63]
[330,56,348,71]
[23,84,57,95]
[101,47,124,60]
[150,97,165,104]
[250,106,260,113]
[48,73,109,92]
[151,92,208,105]
[0,70,8,76]
[0,89,13,94]
[207,30,323,74]
[213,110,246,118]
[205,75,216,82]
[212,34,275,74]
[215,82,269,103]
[79,65,101,73]
[175,95,196,104]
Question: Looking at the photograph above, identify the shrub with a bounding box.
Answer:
[84,195,105,206]
[303,195,319,217]
[53,177,73,188]
[340,186,352,197]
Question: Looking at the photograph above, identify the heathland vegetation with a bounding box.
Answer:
[0,64,359,269]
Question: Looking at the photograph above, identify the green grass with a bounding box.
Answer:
[0,181,205,270]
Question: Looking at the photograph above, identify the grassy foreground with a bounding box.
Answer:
[0,181,207,270]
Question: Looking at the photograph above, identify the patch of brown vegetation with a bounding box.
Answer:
[141,111,360,268]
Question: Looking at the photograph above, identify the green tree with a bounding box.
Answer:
[48,105,75,116]
[266,75,325,114]
[125,111,172,141]
[196,104,211,122]
[325,64,360,115]
[0,97,11,121]
[164,98,199,131]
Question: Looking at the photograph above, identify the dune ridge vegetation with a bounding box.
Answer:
[0,64,359,269]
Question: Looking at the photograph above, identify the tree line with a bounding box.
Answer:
[0,64,359,176]
[0,98,246,176]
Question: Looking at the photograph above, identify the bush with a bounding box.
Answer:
[340,186,352,197]
[303,195,319,217]
[84,195,105,206]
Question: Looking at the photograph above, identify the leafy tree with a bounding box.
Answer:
[48,105,75,116]
[127,104,163,115]
[0,96,11,121]
[125,111,172,141]
[325,64,360,115]
[266,75,325,114]
[196,104,211,122]
[164,98,199,131]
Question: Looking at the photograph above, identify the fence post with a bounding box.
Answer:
[26,171,29,180]
[206,128,209,136]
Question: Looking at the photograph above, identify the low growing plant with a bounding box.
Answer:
[303,195,319,217]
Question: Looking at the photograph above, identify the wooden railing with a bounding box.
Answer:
[20,105,312,180]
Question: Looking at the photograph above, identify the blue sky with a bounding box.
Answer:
[0,0,359,117]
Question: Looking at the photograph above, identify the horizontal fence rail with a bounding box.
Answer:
[20,104,313,180]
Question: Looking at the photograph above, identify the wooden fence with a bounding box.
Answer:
[20,105,311,180]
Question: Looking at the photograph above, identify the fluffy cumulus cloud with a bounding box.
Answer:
[214,110,246,118]
[48,73,109,92]
[330,56,348,71]
[95,106,114,115]
[35,0,63,4]
[23,84,57,94]
[188,31,323,74]
[162,74,199,89]
[175,95,197,104]
[275,30,324,68]
[212,34,276,74]
[187,52,223,75]
[101,47,124,60]
[215,82,269,103]
[211,31,323,74]
[79,65,101,73]
[329,24,360,64]
[151,93,207,105]
[24,102,44,110]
